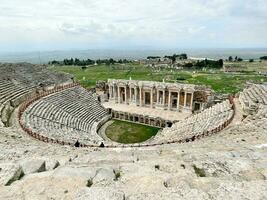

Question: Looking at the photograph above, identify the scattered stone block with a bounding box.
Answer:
[20,159,46,175]
[0,163,24,186]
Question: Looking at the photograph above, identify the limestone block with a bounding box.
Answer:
[0,163,24,186]
[20,159,46,175]
[53,166,95,180]
[45,159,60,171]
[93,168,115,186]
[1,103,14,124]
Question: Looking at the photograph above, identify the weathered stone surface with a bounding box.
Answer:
[1,103,14,124]
[45,158,60,171]
[93,168,115,186]
[19,159,46,175]
[0,120,4,127]
[53,166,95,180]
[0,163,23,186]
[75,187,125,200]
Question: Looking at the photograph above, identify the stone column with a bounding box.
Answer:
[184,91,187,107]
[134,87,137,103]
[109,85,112,99]
[111,85,114,98]
[190,92,194,110]
[168,90,171,110]
[112,85,116,99]
[139,87,142,106]
[162,89,165,107]
[156,89,159,105]
[124,86,127,104]
[129,87,132,103]
[114,85,117,102]
[177,91,180,111]
[150,88,153,108]
[117,86,120,104]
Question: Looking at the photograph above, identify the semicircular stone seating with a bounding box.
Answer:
[239,84,267,115]
[239,84,267,130]
[151,99,234,144]
[0,80,36,126]
[21,86,109,145]
[0,63,74,127]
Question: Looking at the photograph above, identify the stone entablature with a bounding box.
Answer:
[107,79,212,113]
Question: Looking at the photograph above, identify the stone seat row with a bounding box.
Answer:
[168,111,232,138]
[39,88,107,124]
[239,84,267,115]
[24,97,105,133]
[24,114,101,144]
[243,104,267,130]
[152,100,233,143]
[24,101,92,132]
[0,81,32,104]
[22,86,109,144]
[45,94,106,122]
[0,80,37,126]
[175,100,232,127]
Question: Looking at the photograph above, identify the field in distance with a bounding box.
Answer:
[50,61,267,94]
[105,119,160,144]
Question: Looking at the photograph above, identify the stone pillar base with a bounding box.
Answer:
[129,102,136,106]
[155,105,167,110]
[180,107,192,113]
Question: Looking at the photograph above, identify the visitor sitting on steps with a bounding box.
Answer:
[74,140,80,147]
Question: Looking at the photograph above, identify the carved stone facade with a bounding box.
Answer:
[111,110,172,128]
[107,79,213,113]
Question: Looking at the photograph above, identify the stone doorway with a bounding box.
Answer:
[172,99,177,108]
[120,88,125,103]
[194,103,200,111]
[145,92,150,105]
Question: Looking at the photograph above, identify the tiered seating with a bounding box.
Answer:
[22,86,109,144]
[0,80,29,103]
[0,63,73,88]
[0,63,74,126]
[152,100,233,143]
[239,84,267,115]
[0,80,35,125]
[242,104,267,130]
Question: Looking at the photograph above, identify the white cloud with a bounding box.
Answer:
[0,0,266,51]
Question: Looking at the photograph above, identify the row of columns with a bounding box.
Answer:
[109,84,194,111]
[112,110,168,128]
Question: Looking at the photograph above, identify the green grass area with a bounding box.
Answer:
[224,60,267,72]
[187,73,266,94]
[50,63,267,94]
[105,120,160,144]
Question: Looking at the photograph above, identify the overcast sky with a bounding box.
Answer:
[0,0,267,52]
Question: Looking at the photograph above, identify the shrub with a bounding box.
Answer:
[193,165,206,177]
